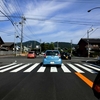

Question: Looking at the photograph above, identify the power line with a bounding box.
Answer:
[39,0,100,3]
[0,19,9,21]
[0,15,100,26]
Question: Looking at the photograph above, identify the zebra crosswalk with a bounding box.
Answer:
[0,62,100,73]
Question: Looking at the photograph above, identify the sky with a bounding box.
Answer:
[0,0,100,44]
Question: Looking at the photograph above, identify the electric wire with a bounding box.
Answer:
[37,0,100,3]
[1,15,100,26]
[0,0,100,43]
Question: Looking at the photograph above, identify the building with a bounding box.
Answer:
[0,37,14,51]
[1,42,14,51]
[77,38,100,57]
[0,37,4,46]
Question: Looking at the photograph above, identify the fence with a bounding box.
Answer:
[0,51,20,56]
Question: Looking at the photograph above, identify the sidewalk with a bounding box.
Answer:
[0,54,15,57]
[0,53,27,57]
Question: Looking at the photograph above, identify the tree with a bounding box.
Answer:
[49,42,54,50]
[41,42,54,51]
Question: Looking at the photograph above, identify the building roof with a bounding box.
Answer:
[0,37,4,44]
[78,38,100,44]
[1,42,14,47]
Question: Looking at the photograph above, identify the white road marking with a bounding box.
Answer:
[0,63,23,72]
[0,63,16,69]
[61,63,71,73]
[37,66,46,72]
[10,63,31,72]
[50,67,58,72]
[75,63,97,73]
[0,62,99,73]
[83,64,100,71]
[24,63,39,72]
[67,63,84,73]
[89,63,100,68]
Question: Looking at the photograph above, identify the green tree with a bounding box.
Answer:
[49,42,54,50]
[41,42,55,51]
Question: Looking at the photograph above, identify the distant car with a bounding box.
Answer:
[43,50,62,67]
[61,52,71,60]
[36,52,40,55]
[27,51,36,58]
[41,52,45,55]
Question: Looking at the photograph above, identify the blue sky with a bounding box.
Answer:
[0,0,100,44]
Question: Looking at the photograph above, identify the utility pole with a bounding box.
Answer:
[87,30,89,58]
[71,40,72,55]
[19,16,26,54]
[87,27,93,58]
[40,39,41,53]
[57,42,59,50]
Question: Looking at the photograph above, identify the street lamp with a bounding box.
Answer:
[88,7,100,12]
[87,7,100,57]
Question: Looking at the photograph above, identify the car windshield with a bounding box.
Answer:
[28,52,34,54]
[46,51,59,56]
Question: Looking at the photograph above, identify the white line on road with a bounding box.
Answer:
[83,64,100,71]
[0,63,23,72]
[67,63,84,73]
[89,63,100,68]
[50,67,58,72]
[75,63,97,73]
[37,66,46,72]
[24,63,40,72]
[0,63,16,69]
[61,63,71,73]
[10,63,31,72]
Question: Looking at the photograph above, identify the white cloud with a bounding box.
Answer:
[0,0,100,44]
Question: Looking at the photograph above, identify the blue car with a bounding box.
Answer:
[43,50,62,67]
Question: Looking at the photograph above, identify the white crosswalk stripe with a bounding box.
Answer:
[0,63,16,70]
[24,63,40,72]
[61,63,71,73]
[67,63,84,73]
[88,63,100,68]
[75,63,97,73]
[37,66,46,72]
[50,67,58,72]
[0,63,100,73]
[0,63,23,72]
[10,63,32,72]
[83,63,100,71]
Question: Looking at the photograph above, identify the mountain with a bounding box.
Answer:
[54,42,77,49]
[17,41,77,49]
[17,40,40,48]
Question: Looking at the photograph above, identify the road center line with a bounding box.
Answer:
[75,72,93,88]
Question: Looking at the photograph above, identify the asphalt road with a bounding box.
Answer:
[0,56,99,100]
